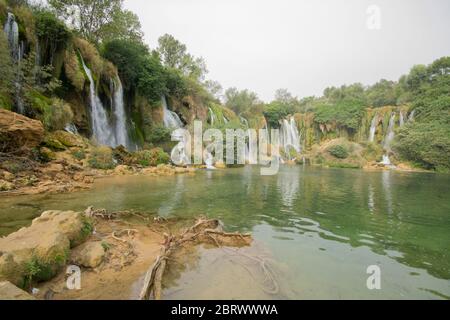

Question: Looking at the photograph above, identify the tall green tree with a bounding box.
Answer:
[156,34,207,81]
[224,88,259,115]
[48,0,142,44]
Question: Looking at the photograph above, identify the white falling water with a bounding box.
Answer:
[369,114,378,142]
[65,123,79,135]
[4,13,25,114]
[399,111,405,127]
[223,116,229,124]
[240,116,249,127]
[81,58,116,146]
[208,107,216,126]
[4,13,20,61]
[381,113,397,166]
[112,77,129,148]
[408,110,416,121]
[247,129,258,164]
[280,117,301,160]
[162,96,183,128]
[204,150,216,170]
[384,113,396,150]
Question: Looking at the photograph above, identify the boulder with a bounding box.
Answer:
[0,281,35,300]
[0,109,45,151]
[49,131,85,148]
[71,242,105,268]
[114,165,132,175]
[0,211,92,286]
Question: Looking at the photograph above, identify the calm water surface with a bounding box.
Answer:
[1,166,449,299]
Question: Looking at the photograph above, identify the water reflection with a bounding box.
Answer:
[1,166,449,299]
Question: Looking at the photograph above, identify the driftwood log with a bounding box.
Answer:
[139,218,252,300]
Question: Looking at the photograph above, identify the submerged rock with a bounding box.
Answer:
[0,211,92,286]
[0,109,45,151]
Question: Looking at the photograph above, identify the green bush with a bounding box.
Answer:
[133,148,170,167]
[328,145,349,159]
[148,126,171,144]
[88,146,116,170]
[394,121,450,172]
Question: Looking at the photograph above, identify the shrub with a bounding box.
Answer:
[88,146,116,169]
[148,126,171,144]
[394,121,450,172]
[133,148,170,167]
[64,49,85,91]
[328,145,349,159]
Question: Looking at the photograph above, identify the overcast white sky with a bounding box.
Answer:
[124,0,450,102]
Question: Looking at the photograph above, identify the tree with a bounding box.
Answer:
[224,88,259,115]
[204,80,223,100]
[274,88,296,105]
[102,39,149,90]
[156,34,207,80]
[48,0,142,44]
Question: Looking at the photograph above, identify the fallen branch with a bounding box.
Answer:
[139,219,252,300]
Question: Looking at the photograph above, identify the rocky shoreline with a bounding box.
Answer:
[0,208,252,300]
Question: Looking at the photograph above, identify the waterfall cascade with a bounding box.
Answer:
[240,116,249,127]
[384,113,396,150]
[3,13,25,114]
[280,117,301,160]
[112,77,130,148]
[162,96,183,128]
[81,58,116,146]
[399,111,405,127]
[369,114,378,142]
[208,107,216,126]
[4,13,22,62]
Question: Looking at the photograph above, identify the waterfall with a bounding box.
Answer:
[112,77,129,148]
[205,150,216,170]
[223,116,229,124]
[381,113,396,166]
[399,111,405,127]
[65,123,79,135]
[384,113,396,150]
[81,58,116,146]
[208,107,216,126]
[4,13,21,62]
[162,96,183,128]
[369,114,378,142]
[4,13,25,114]
[240,116,249,127]
[408,110,416,122]
[280,117,301,160]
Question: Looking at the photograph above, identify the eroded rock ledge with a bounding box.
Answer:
[0,208,252,300]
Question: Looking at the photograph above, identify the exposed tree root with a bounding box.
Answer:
[139,218,254,300]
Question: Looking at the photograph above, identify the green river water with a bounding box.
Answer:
[0,166,449,299]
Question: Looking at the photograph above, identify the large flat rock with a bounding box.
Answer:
[0,109,45,150]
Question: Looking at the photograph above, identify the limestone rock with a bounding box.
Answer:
[0,109,45,150]
[71,242,105,268]
[0,180,14,191]
[0,211,91,286]
[0,170,14,181]
[114,165,132,175]
[0,281,35,300]
[49,131,85,148]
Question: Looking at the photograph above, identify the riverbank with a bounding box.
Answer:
[0,208,252,300]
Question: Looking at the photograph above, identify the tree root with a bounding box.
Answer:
[139,218,253,300]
